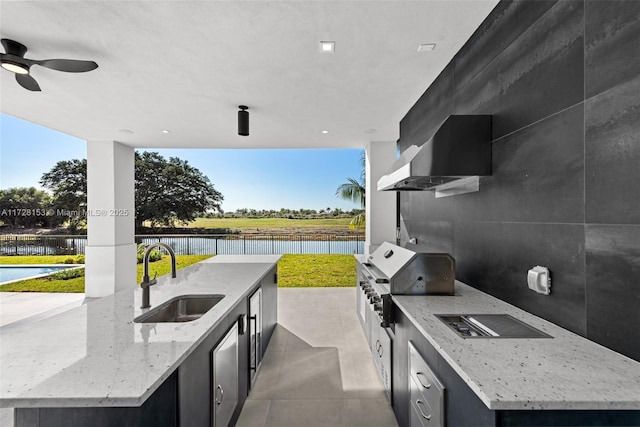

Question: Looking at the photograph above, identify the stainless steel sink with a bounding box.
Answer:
[435,314,552,339]
[134,294,225,323]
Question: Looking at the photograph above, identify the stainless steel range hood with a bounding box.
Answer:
[377,115,492,191]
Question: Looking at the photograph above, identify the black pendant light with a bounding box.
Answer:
[238,105,249,136]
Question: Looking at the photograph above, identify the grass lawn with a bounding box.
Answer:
[186,217,356,230]
[0,254,356,291]
[0,255,211,293]
[278,254,356,287]
[0,255,85,265]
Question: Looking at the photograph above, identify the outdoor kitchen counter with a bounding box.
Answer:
[0,255,281,408]
[392,281,640,411]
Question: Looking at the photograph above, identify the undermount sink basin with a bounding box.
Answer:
[435,314,552,339]
[134,294,225,323]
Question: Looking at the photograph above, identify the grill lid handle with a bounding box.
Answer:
[384,249,394,258]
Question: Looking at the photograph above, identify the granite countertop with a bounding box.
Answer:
[0,255,281,408]
[393,282,640,411]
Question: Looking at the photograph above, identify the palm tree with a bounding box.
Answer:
[335,151,366,229]
[335,177,365,206]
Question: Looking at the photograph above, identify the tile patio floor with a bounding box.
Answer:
[236,288,398,427]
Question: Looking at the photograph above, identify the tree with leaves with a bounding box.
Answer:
[40,152,223,232]
[135,151,223,230]
[0,187,62,228]
[335,150,366,229]
[40,159,88,232]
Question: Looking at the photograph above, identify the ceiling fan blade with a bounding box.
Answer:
[16,73,41,91]
[35,58,98,73]
[1,39,28,57]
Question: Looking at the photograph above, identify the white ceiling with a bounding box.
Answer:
[0,1,497,149]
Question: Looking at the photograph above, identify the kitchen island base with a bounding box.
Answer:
[5,258,280,427]
[14,371,178,427]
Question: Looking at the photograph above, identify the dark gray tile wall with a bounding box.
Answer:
[455,104,585,224]
[585,0,640,98]
[454,222,586,335]
[585,75,640,224]
[585,225,640,360]
[399,64,454,148]
[453,1,556,91]
[454,0,584,139]
[397,0,640,361]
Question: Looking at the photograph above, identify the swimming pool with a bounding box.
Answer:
[0,265,83,285]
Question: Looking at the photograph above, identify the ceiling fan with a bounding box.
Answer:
[0,38,98,91]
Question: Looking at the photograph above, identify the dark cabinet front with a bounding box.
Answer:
[392,307,640,427]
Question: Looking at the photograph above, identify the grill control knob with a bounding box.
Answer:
[371,295,381,303]
[374,303,383,312]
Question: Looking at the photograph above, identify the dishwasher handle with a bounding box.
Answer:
[215,385,224,405]
[250,315,257,371]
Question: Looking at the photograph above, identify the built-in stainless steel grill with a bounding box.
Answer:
[356,242,456,403]
[360,241,455,295]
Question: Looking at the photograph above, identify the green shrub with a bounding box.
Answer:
[75,255,85,264]
[63,258,76,264]
[136,244,164,264]
[50,267,85,281]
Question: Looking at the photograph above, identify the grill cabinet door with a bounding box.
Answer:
[212,322,239,427]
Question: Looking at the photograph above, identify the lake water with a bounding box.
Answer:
[1,235,364,256]
[136,237,364,255]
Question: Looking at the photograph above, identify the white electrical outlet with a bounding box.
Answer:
[527,266,551,295]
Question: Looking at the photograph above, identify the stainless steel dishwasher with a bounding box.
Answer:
[249,287,262,386]
[212,322,238,427]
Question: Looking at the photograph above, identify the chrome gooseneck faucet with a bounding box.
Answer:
[140,242,177,309]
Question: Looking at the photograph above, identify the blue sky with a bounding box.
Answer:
[0,114,364,212]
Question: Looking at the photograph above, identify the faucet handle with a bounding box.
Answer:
[140,273,158,288]
[153,271,158,280]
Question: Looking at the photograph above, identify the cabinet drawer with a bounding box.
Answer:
[410,376,443,426]
[409,341,444,427]
[409,344,444,399]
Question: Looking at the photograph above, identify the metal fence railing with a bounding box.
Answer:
[0,235,87,256]
[0,234,365,256]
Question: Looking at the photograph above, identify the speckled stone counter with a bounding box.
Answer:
[393,282,640,411]
[0,255,280,408]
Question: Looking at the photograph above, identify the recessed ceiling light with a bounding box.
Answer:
[417,43,436,52]
[319,41,335,53]
[118,129,134,134]
[161,129,171,134]
[364,128,377,134]
[321,130,329,134]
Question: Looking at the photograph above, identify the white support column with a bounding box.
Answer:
[84,141,136,298]
[365,141,397,255]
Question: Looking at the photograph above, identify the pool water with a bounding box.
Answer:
[0,265,82,285]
